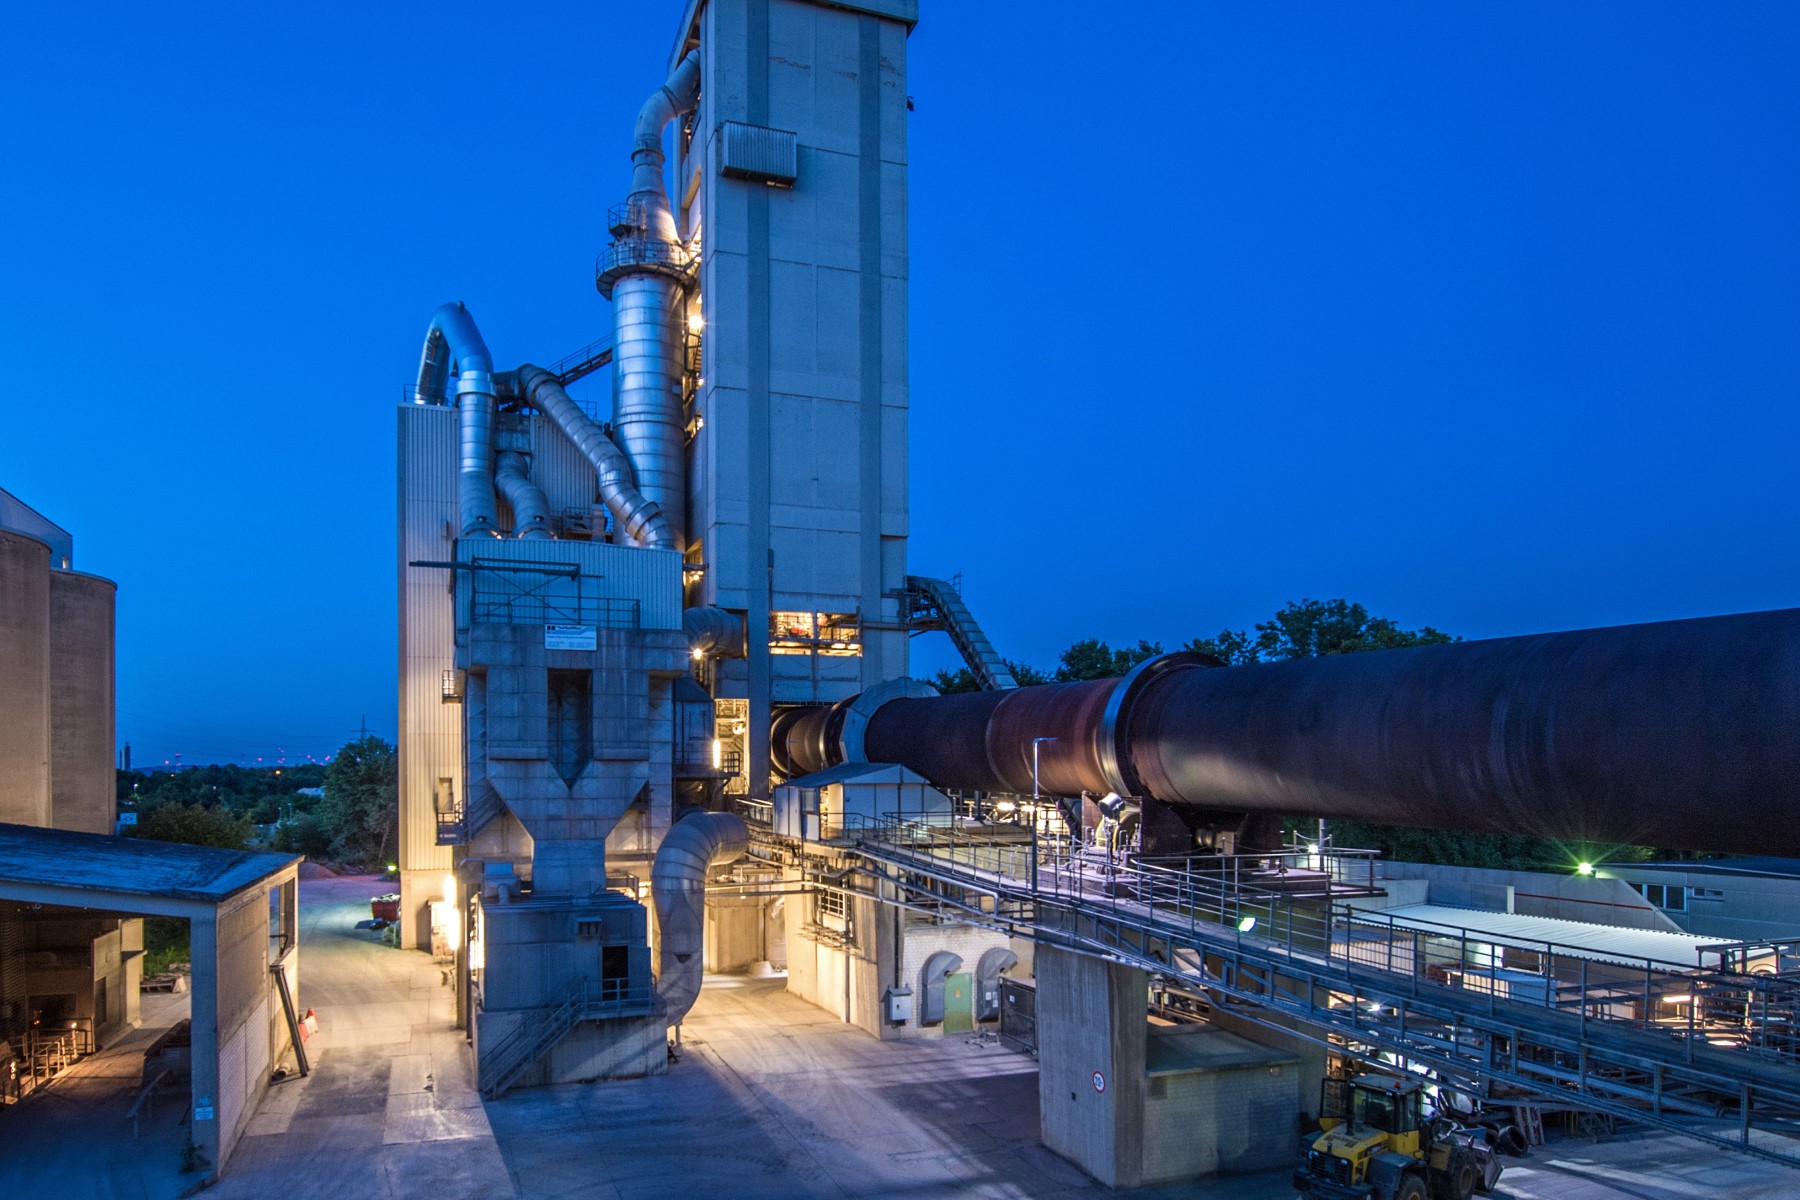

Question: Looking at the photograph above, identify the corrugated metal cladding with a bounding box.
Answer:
[1363,904,1723,969]
[398,405,458,875]
[455,537,682,630]
[720,120,798,185]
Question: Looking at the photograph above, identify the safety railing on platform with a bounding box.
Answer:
[840,812,1800,1068]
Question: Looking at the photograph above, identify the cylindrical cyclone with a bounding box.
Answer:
[851,608,1800,858]
[610,275,687,549]
[48,570,116,835]
[0,531,51,827]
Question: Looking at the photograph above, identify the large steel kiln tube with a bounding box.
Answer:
[855,609,1800,858]
[415,301,499,537]
[651,810,748,1025]
[493,452,551,540]
[513,365,674,549]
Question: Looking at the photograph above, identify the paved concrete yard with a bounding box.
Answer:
[211,877,1800,1200]
[214,874,511,1200]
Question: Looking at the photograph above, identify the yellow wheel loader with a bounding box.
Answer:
[1293,1074,1502,1200]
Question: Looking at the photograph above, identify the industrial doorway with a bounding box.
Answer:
[942,973,974,1034]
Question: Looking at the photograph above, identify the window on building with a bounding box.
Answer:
[1632,882,1688,912]
[816,889,846,923]
[548,670,593,786]
[769,611,862,657]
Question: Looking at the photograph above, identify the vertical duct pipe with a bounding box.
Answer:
[651,810,747,1026]
[493,452,551,540]
[513,365,675,549]
[415,302,499,537]
[597,49,703,552]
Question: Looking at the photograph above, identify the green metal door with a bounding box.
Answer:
[943,972,973,1034]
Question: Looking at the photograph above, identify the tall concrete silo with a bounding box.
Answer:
[49,570,117,835]
[0,529,51,827]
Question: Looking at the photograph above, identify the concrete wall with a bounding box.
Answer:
[1608,866,1800,942]
[48,570,116,836]
[1140,1028,1301,1183]
[1035,944,1148,1189]
[214,886,275,1165]
[784,882,887,1034]
[0,531,51,828]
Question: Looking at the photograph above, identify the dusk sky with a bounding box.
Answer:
[4,3,1797,766]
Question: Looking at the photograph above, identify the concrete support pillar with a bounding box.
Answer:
[1035,944,1147,1188]
[188,913,221,1174]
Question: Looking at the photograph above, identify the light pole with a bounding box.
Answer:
[1030,737,1056,895]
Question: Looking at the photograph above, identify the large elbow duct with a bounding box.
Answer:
[651,811,748,1025]
[683,607,744,658]
[514,365,674,549]
[629,49,702,243]
[815,608,1800,859]
[494,452,551,540]
[416,302,499,537]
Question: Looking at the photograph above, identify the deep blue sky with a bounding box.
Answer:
[4,3,1796,766]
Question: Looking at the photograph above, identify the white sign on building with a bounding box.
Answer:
[544,624,597,651]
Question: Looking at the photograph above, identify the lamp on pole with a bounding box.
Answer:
[1030,737,1057,895]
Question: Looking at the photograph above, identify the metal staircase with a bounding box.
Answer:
[904,575,1017,690]
[838,818,1800,1169]
[478,977,661,1101]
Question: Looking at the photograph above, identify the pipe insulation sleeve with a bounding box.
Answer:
[514,365,674,550]
[651,811,748,1025]
[493,452,552,540]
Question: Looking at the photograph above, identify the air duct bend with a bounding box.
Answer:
[683,607,744,658]
[629,49,701,243]
[494,452,552,540]
[415,302,499,537]
[651,811,748,1025]
[514,365,674,550]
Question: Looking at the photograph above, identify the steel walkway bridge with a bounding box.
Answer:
[814,817,1800,1169]
[903,575,1018,691]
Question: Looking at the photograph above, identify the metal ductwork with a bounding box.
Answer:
[651,810,748,1025]
[493,452,552,540]
[683,606,744,658]
[789,608,1800,859]
[415,302,499,537]
[629,48,701,243]
[513,365,674,549]
[596,49,704,553]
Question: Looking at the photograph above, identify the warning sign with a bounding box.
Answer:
[1092,1070,1106,1094]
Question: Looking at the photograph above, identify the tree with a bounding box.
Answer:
[1187,598,1454,665]
[929,658,1053,695]
[131,802,252,851]
[318,735,398,869]
[1055,639,1162,682]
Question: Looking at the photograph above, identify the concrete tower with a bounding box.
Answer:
[673,0,916,797]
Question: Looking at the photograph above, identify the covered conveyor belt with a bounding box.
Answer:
[905,575,1018,691]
